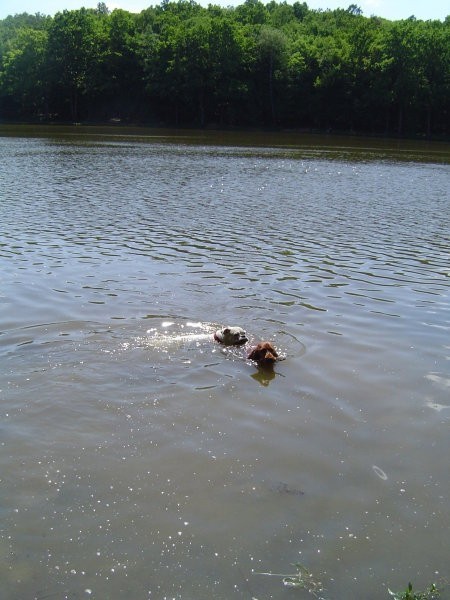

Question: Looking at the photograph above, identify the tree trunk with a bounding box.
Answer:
[397,104,403,135]
[198,89,205,127]
[269,52,275,125]
[426,105,432,138]
[70,87,78,122]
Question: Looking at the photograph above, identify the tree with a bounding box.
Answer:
[292,2,308,21]
[208,16,248,125]
[381,20,422,134]
[347,4,362,16]
[0,27,48,117]
[234,0,267,26]
[103,9,144,120]
[46,8,106,120]
[256,25,288,124]
[414,20,450,136]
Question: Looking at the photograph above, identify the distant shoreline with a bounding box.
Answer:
[1,121,449,145]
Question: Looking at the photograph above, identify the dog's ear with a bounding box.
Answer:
[247,347,260,361]
[270,345,279,358]
[223,327,230,334]
[261,342,278,357]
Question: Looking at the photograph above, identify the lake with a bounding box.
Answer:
[0,126,449,600]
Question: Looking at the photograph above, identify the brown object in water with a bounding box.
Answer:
[247,341,279,366]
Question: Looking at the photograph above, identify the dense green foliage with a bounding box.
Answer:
[0,1,449,135]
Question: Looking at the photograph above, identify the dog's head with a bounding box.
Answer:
[214,326,248,346]
[248,342,279,366]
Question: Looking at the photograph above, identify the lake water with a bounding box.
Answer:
[0,126,449,600]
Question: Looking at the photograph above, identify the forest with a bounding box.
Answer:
[0,1,448,136]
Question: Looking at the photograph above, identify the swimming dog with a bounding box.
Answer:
[215,327,281,367]
[151,324,281,368]
[214,326,248,346]
[247,341,279,367]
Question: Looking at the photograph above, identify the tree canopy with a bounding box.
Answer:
[0,1,448,136]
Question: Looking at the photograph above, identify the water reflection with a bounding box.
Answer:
[251,367,277,387]
[0,130,449,599]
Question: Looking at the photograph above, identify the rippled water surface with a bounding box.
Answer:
[0,127,449,599]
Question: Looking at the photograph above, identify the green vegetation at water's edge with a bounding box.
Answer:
[256,562,325,597]
[0,2,448,136]
[255,563,446,599]
[388,581,442,600]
